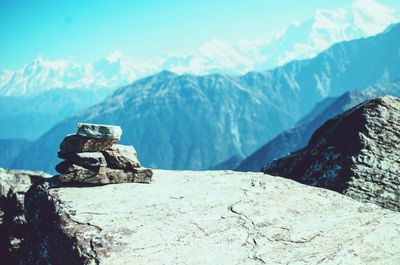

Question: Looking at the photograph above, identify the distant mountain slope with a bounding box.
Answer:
[209,155,244,170]
[0,0,396,96]
[236,82,400,172]
[12,24,400,173]
[236,22,400,115]
[0,139,31,168]
[0,88,111,140]
[11,71,298,173]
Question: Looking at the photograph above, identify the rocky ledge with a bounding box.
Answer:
[264,96,400,211]
[22,170,400,265]
[0,169,50,264]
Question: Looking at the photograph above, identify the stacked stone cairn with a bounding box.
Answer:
[55,123,152,185]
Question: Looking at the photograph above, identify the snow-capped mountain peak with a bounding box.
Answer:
[0,0,398,97]
[266,0,398,67]
[352,0,397,35]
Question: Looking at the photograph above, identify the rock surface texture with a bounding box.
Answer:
[22,170,400,265]
[102,144,141,169]
[264,96,400,211]
[55,123,152,185]
[77,123,122,139]
[60,134,118,154]
[0,169,50,264]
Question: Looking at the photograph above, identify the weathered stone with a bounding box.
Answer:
[0,169,50,265]
[55,160,101,174]
[77,123,122,139]
[58,166,152,185]
[132,167,153,180]
[58,151,107,168]
[60,134,118,153]
[22,170,400,264]
[0,169,48,198]
[264,96,400,211]
[102,144,141,169]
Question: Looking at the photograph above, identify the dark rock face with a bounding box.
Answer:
[21,180,109,265]
[264,96,400,211]
[0,169,50,264]
[236,82,400,172]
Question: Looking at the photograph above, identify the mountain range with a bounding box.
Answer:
[0,88,111,140]
[10,71,299,172]
[0,0,396,97]
[9,23,400,173]
[0,0,396,141]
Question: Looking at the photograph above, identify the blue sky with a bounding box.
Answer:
[0,0,399,71]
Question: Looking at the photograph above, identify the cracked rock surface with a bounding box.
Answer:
[264,96,400,211]
[23,170,400,265]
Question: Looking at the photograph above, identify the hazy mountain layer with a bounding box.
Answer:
[0,89,111,140]
[12,71,298,173]
[0,139,31,168]
[11,24,400,172]
[0,0,396,97]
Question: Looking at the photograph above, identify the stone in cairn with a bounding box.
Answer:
[55,123,152,185]
[102,144,141,169]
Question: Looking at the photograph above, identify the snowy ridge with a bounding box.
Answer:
[0,0,397,96]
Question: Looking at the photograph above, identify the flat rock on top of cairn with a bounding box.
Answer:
[60,134,118,153]
[77,123,122,139]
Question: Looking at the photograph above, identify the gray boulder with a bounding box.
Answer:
[264,96,400,211]
[77,123,122,139]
